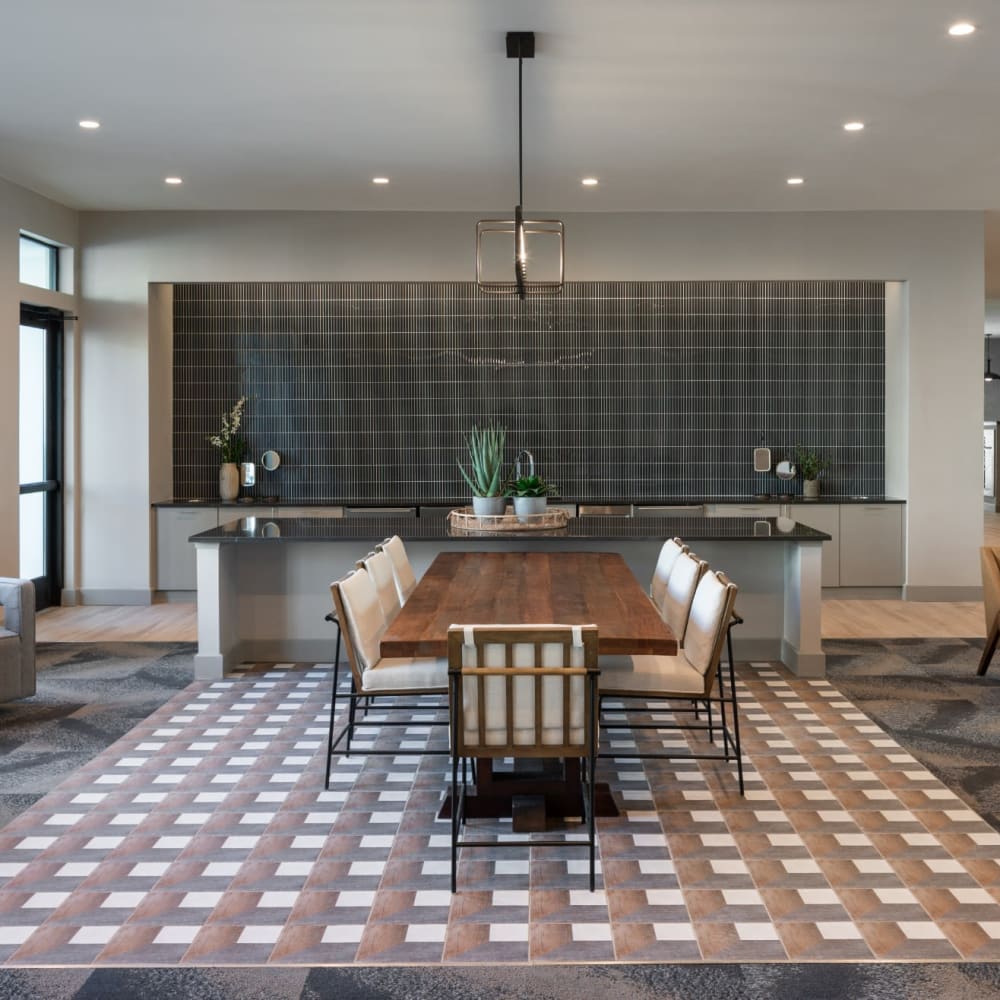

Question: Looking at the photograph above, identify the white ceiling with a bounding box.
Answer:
[3,0,1000,212]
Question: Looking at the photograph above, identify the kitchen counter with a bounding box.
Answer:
[190,516,828,681]
[191,514,830,544]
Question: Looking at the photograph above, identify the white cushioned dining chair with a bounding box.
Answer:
[357,549,402,621]
[599,569,745,794]
[658,549,707,642]
[447,624,601,892]
[649,537,688,616]
[376,535,417,605]
[324,567,449,787]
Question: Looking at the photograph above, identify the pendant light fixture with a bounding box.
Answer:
[476,31,564,300]
[987,336,998,382]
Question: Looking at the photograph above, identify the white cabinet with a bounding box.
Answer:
[156,508,219,590]
[791,505,841,587]
[839,504,904,586]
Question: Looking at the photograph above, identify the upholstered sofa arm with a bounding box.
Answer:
[0,578,36,701]
[0,578,34,637]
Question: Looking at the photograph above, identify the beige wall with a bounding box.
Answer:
[0,176,77,578]
[78,209,985,600]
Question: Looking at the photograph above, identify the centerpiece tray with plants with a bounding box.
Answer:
[447,506,569,534]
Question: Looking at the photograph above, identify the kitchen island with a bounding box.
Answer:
[190,514,830,679]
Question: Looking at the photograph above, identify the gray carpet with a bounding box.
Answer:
[3,961,1000,999]
[825,636,1000,830]
[0,643,194,828]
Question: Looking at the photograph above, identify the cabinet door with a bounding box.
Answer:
[840,505,904,586]
[791,505,840,587]
[706,504,780,518]
[156,508,219,590]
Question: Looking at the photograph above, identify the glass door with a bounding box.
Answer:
[19,306,62,610]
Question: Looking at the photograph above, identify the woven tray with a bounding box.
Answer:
[447,506,569,533]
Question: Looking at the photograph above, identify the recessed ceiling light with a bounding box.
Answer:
[843,121,865,131]
[164,176,183,185]
[372,176,390,185]
[581,177,599,186]
[948,21,976,35]
[787,177,804,185]
[78,119,100,130]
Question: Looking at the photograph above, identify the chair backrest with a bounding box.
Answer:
[982,547,1000,634]
[447,624,599,758]
[682,569,739,680]
[356,549,401,621]
[650,537,688,613]
[377,535,417,604]
[661,551,708,644]
[330,569,387,686]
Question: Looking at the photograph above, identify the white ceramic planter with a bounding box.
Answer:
[803,479,820,499]
[472,495,506,516]
[513,496,547,522]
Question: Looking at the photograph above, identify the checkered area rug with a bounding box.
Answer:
[2,661,1000,965]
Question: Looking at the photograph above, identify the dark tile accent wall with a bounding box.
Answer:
[172,280,885,502]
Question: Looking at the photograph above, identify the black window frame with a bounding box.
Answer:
[18,304,64,610]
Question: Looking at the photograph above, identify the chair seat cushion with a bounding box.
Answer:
[361,656,448,693]
[599,653,708,696]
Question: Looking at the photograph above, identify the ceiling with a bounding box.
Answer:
[3,0,1000,212]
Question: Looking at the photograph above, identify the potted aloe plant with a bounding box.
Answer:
[510,474,558,522]
[457,421,508,515]
[795,445,829,499]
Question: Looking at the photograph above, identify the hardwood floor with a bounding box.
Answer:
[37,601,197,643]
[33,512,998,643]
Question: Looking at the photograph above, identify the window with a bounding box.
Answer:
[19,305,63,609]
[19,234,59,290]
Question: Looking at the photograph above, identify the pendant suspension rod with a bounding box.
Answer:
[518,53,524,206]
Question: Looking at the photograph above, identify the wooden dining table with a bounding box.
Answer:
[380,550,678,829]
[380,550,677,658]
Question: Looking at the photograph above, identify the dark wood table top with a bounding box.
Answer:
[380,550,677,659]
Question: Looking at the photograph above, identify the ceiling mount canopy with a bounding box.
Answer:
[476,30,565,300]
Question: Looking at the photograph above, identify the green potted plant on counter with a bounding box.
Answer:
[510,473,558,522]
[208,395,248,501]
[457,421,508,516]
[795,445,829,499]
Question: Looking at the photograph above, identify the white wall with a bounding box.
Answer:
[78,209,984,598]
[0,176,77,578]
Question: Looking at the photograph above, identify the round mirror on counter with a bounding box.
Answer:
[261,450,281,472]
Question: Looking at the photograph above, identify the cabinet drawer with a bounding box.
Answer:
[706,504,780,518]
[278,506,344,518]
[840,505,904,586]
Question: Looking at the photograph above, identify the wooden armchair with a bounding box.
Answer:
[447,624,601,892]
[978,547,1000,675]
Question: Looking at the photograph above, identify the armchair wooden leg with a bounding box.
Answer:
[978,618,1000,676]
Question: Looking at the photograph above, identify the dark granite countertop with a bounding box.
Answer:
[190,515,831,544]
[156,495,905,510]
